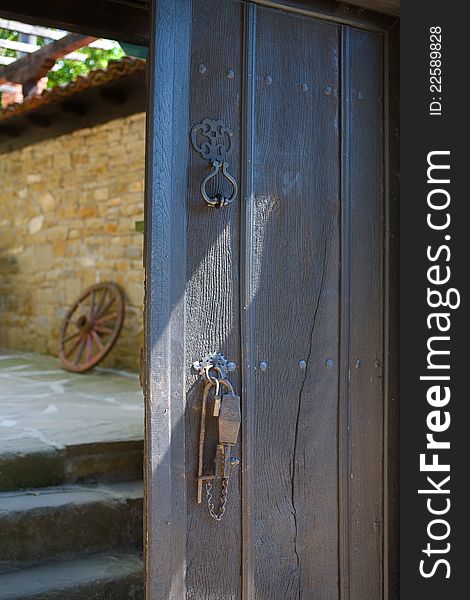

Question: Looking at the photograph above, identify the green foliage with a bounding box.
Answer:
[46,45,125,89]
[0,27,18,58]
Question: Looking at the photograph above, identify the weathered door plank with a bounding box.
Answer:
[144,1,192,599]
[185,1,243,598]
[343,26,385,600]
[251,8,341,598]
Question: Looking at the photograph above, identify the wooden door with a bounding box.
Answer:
[144,1,397,599]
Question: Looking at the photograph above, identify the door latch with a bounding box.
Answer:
[193,353,240,521]
[190,119,238,208]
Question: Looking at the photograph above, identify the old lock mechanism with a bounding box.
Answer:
[193,354,241,521]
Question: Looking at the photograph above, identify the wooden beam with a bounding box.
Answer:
[0,122,23,137]
[0,38,40,53]
[0,83,20,92]
[27,112,52,127]
[58,52,87,62]
[88,39,117,50]
[0,33,96,84]
[0,18,66,40]
[0,36,119,58]
[0,56,16,66]
[0,1,149,46]
[100,87,127,104]
[341,0,399,16]
[60,100,88,115]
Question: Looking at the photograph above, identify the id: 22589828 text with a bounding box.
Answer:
[429,26,443,116]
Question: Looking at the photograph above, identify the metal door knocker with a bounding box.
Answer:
[191,118,238,208]
[193,353,240,521]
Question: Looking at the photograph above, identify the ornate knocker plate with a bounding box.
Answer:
[191,118,238,208]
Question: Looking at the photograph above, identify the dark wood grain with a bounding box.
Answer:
[0,0,149,45]
[338,26,352,600]
[144,1,191,599]
[252,0,396,30]
[240,5,257,597]
[341,0,399,16]
[184,1,243,598]
[144,1,395,598]
[384,20,400,600]
[344,26,385,599]
[251,8,340,598]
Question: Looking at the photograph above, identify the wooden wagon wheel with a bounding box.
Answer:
[59,282,125,373]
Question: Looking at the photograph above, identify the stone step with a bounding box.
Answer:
[0,438,143,491]
[0,552,143,600]
[0,481,143,573]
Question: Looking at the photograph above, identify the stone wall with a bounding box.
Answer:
[0,113,146,372]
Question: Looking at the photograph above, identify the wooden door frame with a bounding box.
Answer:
[0,1,399,43]
[144,1,399,599]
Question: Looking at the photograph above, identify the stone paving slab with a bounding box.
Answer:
[0,480,142,513]
[0,552,143,600]
[0,350,143,453]
[0,481,143,571]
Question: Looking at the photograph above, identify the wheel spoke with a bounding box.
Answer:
[63,331,80,344]
[90,291,96,320]
[95,325,114,335]
[94,296,115,320]
[86,335,93,362]
[93,289,108,319]
[65,334,83,358]
[74,338,86,365]
[94,312,118,324]
[91,330,104,350]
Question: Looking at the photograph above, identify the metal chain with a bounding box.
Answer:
[205,477,229,521]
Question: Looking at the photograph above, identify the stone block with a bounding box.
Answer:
[81,269,97,288]
[125,246,142,260]
[65,278,82,304]
[53,153,71,169]
[94,188,109,202]
[79,206,97,219]
[31,245,53,270]
[106,222,118,233]
[47,226,68,242]
[81,256,96,267]
[52,240,67,257]
[38,192,57,212]
[125,283,144,307]
[28,215,44,235]
[116,260,130,272]
[127,179,144,193]
[26,174,42,184]
[71,152,89,165]
[120,203,143,218]
[36,288,55,306]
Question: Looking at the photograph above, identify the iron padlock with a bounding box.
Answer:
[218,394,241,445]
[212,393,222,417]
[214,443,236,479]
